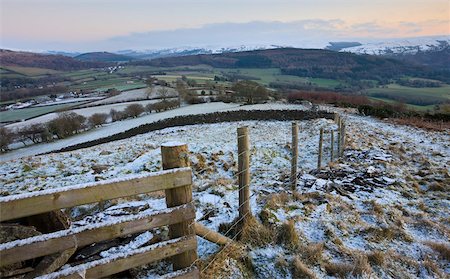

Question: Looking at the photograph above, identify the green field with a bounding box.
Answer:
[366,84,450,99]
[366,83,450,111]
[0,65,61,76]
[0,103,84,122]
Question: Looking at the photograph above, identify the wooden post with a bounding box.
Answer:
[330,130,334,161]
[237,127,251,224]
[340,121,345,157]
[337,119,342,157]
[161,142,197,271]
[318,128,323,169]
[290,122,299,191]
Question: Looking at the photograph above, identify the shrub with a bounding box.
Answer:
[0,127,14,152]
[88,113,108,127]
[124,104,145,118]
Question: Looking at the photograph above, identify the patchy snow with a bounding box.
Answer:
[1,105,449,278]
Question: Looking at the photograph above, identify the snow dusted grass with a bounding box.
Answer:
[1,110,449,278]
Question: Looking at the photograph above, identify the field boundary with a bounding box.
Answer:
[52,109,334,153]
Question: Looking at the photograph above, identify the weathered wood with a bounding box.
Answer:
[0,168,192,222]
[290,122,299,190]
[194,222,232,245]
[45,236,197,279]
[24,247,77,278]
[318,128,324,169]
[237,126,251,223]
[161,142,197,271]
[0,205,195,267]
[330,130,334,161]
[162,267,200,279]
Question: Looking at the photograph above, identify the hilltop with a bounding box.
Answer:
[75,51,134,62]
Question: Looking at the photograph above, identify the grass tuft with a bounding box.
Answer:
[292,256,316,279]
[277,220,300,249]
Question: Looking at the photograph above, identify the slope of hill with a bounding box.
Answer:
[340,36,450,55]
[131,48,437,81]
[0,49,108,71]
[115,44,286,60]
[75,51,133,62]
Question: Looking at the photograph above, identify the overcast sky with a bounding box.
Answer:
[1,0,449,51]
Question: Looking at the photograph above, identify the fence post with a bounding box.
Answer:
[318,128,323,169]
[237,127,251,226]
[161,142,197,270]
[340,121,346,157]
[291,122,299,191]
[337,119,342,157]
[330,130,334,161]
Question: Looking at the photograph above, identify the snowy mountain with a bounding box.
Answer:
[115,44,290,59]
[339,36,450,55]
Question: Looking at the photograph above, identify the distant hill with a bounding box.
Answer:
[326,42,362,51]
[75,52,133,62]
[131,48,446,81]
[0,49,107,71]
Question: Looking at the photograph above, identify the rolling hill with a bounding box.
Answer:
[75,52,134,62]
[131,48,446,82]
[0,49,108,71]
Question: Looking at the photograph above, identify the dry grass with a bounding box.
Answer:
[277,220,300,249]
[324,253,372,278]
[240,216,276,247]
[292,256,316,279]
[368,200,384,215]
[324,261,353,278]
[302,243,324,264]
[198,243,253,279]
[363,225,413,243]
[422,257,444,277]
[425,241,450,261]
[266,192,290,209]
[219,215,275,248]
[352,253,372,276]
[367,250,385,266]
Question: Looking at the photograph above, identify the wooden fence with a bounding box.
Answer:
[1,112,346,278]
[0,144,199,279]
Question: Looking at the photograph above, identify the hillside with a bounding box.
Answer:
[131,48,441,82]
[0,49,108,71]
[75,51,133,62]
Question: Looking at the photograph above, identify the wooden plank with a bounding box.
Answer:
[0,168,192,221]
[41,236,197,279]
[0,204,195,267]
[162,267,199,279]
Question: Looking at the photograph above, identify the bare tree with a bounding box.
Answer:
[0,127,14,152]
[88,113,109,127]
[157,87,170,101]
[124,104,145,118]
[48,112,86,139]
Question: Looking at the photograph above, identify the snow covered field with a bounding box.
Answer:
[0,103,309,162]
[1,110,449,278]
[80,86,177,107]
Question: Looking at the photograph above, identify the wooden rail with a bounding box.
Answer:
[0,145,198,278]
[0,167,192,222]
[0,204,195,267]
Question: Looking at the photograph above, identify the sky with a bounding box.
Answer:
[1,0,449,52]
